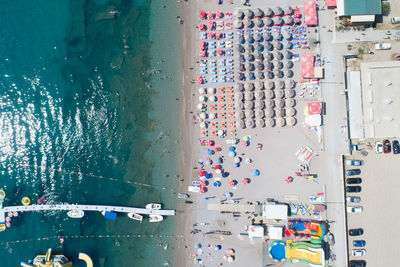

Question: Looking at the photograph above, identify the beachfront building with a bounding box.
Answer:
[336,0,382,24]
[347,61,400,140]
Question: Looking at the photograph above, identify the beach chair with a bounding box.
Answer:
[211,130,217,137]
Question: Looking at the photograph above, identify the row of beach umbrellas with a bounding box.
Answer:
[235,107,296,119]
[234,98,296,110]
[237,32,293,44]
[234,16,295,28]
[235,89,296,101]
[238,61,294,72]
[236,116,297,128]
[235,81,296,91]
[237,41,292,53]
[234,7,293,19]
[237,70,293,80]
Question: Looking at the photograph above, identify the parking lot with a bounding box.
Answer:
[345,138,400,266]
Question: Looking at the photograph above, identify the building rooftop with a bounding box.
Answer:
[344,0,381,16]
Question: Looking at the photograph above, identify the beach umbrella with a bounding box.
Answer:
[277,108,286,117]
[286,107,296,116]
[245,63,255,72]
[277,117,286,127]
[285,98,296,107]
[237,45,245,53]
[254,90,264,100]
[199,95,207,102]
[215,168,222,174]
[255,18,264,28]
[254,33,262,42]
[199,122,207,129]
[238,54,245,63]
[216,10,223,18]
[245,120,255,128]
[244,82,254,91]
[209,95,217,102]
[208,87,216,94]
[266,71,274,79]
[277,80,285,89]
[287,116,297,126]
[273,17,283,26]
[229,146,236,152]
[199,170,206,177]
[229,151,236,157]
[199,10,206,19]
[209,113,216,119]
[196,76,203,84]
[265,81,274,89]
[255,109,264,118]
[214,164,222,170]
[285,60,294,69]
[228,180,237,187]
[235,83,245,92]
[244,19,253,28]
[215,147,222,152]
[200,180,207,187]
[205,172,213,179]
[215,245,222,251]
[275,51,284,60]
[245,44,254,52]
[235,93,244,101]
[266,118,275,127]
[234,157,241,163]
[285,89,296,98]
[199,187,206,194]
[264,52,273,61]
[245,109,254,118]
[273,32,283,41]
[207,11,215,19]
[265,89,274,99]
[245,35,254,44]
[223,192,233,197]
[235,101,244,110]
[197,103,204,110]
[255,71,264,79]
[275,99,285,108]
[198,23,206,31]
[255,100,265,109]
[244,101,254,110]
[235,9,244,19]
[244,9,254,18]
[238,72,245,81]
[284,50,293,59]
[239,63,246,72]
[275,70,284,78]
[242,178,250,184]
[213,181,222,187]
[234,20,244,29]
[217,49,223,56]
[207,149,215,155]
[208,32,215,39]
[244,92,254,101]
[265,7,274,17]
[207,20,215,30]
[238,36,245,44]
[237,120,245,129]
[283,40,292,49]
[254,8,263,17]
[265,61,273,71]
[255,53,264,61]
[246,72,255,80]
[276,61,284,69]
[285,70,294,78]
[275,41,283,50]
[265,42,273,51]
[283,31,292,40]
[252,169,260,176]
[195,242,202,249]
[263,33,272,42]
[198,87,206,94]
[206,140,215,146]
[265,108,275,118]
[284,16,293,25]
[256,118,265,127]
[284,6,293,15]
[273,7,284,16]
[287,79,296,89]
[255,81,264,90]
[254,43,263,52]
[265,99,275,108]
[245,53,254,62]
[200,112,207,120]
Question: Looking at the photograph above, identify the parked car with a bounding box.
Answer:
[349,260,366,267]
[375,43,391,50]
[393,140,400,154]
[346,186,361,193]
[353,240,366,247]
[347,178,362,184]
[346,159,363,166]
[349,228,364,236]
[346,169,361,176]
[383,139,391,153]
[347,196,361,203]
[375,141,383,154]
[391,17,400,24]
[352,249,366,257]
[347,206,363,213]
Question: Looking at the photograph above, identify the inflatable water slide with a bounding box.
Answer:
[285,219,325,242]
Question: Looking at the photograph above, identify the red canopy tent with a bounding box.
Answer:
[303,1,318,26]
[301,54,315,78]
[325,0,337,7]
[293,7,301,18]
[307,102,321,115]
[199,10,206,19]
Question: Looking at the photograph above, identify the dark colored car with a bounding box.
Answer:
[383,139,391,153]
[347,178,362,184]
[346,169,361,176]
[349,260,366,267]
[349,228,364,236]
[353,240,366,247]
[346,186,361,193]
[393,140,400,154]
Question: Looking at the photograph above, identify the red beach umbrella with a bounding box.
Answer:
[215,147,221,152]
[197,77,203,84]
[198,23,206,31]
[228,180,237,186]
[200,51,207,57]
[199,170,206,177]
[207,20,215,29]
[217,49,223,56]
[242,178,249,184]
[199,10,206,19]
[200,181,207,187]
[208,32,215,39]
[215,32,222,39]
[199,187,206,193]
[216,11,223,18]
[213,165,221,170]
[207,11,214,19]
[294,8,301,18]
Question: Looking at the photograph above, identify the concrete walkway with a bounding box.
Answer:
[333,28,400,43]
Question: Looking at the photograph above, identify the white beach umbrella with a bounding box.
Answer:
[286,107,296,117]
[244,19,253,28]
[199,95,207,102]
[235,92,244,101]
[266,71,274,79]
[284,5,293,15]
[238,72,245,80]
[285,98,296,107]
[265,42,273,51]
[256,119,265,128]
[284,16,293,25]
[255,109,264,118]
[254,42,263,52]
[273,32,283,41]
[244,92,254,101]
[273,7,284,16]
[265,99,275,108]
[208,87,216,94]
[245,44,254,52]
[286,79,296,89]
[276,61,284,70]
[265,108,275,118]
[255,100,265,109]
[276,117,286,127]
[197,103,204,110]
[234,20,244,29]
[275,51,283,60]
[236,110,245,119]
[246,72,255,80]
[266,118,275,127]
[244,9,254,18]
[273,17,283,26]
[283,40,292,49]
[274,42,283,50]
[237,45,245,53]
[283,31,292,40]
[285,89,296,98]
[285,60,294,69]
[264,52,273,61]
[276,108,286,117]
[198,87,206,94]
[209,95,218,102]
[275,99,285,108]
[264,8,273,17]
[199,122,207,129]
[218,129,225,136]
[238,120,246,129]
[244,101,254,110]
[277,80,285,89]
[255,71,264,79]
[274,70,284,78]
[235,10,244,19]
[245,109,254,118]
[255,81,264,90]
[255,18,264,28]
[209,113,217,119]
[245,120,255,128]
[263,32,272,41]
[246,63,255,71]
[286,116,297,126]
[255,53,264,61]
[200,112,208,120]
[254,33,262,42]
[255,90,264,100]
[265,89,274,99]
[244,83,254,91]
[265,81,274,89]
[235,83,245,92]
[235,101,244,110]
[254,8,263,17]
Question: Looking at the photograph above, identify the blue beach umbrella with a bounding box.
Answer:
[228,151,236,157]
[215,244,222,250]
[252,169,260,176]
[229,146,236,152]
[205,173,213,179]
[213,181,221,187]
[216,157,223,164]
[234,163,240,168]
[208,149,215,155]
[222,172,229,178]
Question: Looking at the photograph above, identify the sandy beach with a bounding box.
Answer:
[175,0,347,266]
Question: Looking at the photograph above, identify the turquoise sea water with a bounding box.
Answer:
[0,0,182,266]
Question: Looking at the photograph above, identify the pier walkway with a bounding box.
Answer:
[0,204,175,222]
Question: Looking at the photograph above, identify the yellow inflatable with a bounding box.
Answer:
[21,197,31,206]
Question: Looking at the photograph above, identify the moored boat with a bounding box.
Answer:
[67,210,84,218]
[177,193,189,199]
[127,212,143,223]
[149,215,163,222]
[145,203,161,210]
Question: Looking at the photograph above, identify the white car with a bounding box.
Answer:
[375,141,383,154]
[375,43,391,50]
[347,206,363,213]
[346,159,363,166]
[351,249,366,257]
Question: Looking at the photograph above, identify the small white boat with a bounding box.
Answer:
[177,193,189,199]
[145,203,161,210]
[67,210,84,218]
[127,213,143,223]
[149,215,163,222]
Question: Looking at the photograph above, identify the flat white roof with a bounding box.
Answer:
[337,0,345,16]
[348,71,364,139]
[351,15,375,22]
[268,226,283,240]
[248,225,264,239]
[262,204,288,220]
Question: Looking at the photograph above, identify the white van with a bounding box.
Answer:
[391,17,400,24]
